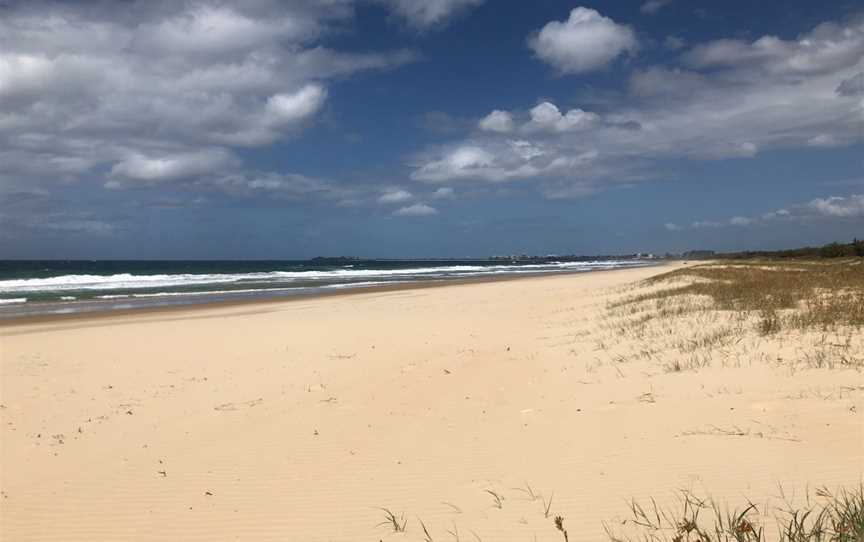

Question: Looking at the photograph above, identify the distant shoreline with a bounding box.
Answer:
[0,262,664,327]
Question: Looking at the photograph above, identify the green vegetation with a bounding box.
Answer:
[718,239,864,260]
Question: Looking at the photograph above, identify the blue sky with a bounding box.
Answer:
[1,0,862,258]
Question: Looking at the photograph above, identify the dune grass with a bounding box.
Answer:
[377,507,407,533]
[618,260,864,335]
[604,485,864,542]
[378,484,863,541]
[596,260,864,372]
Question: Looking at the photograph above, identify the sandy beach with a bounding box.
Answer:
[1,264,861,541]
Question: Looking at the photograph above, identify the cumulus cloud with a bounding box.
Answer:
[670,194,864,231]
[394,203,438,216]
[411,140,597,184]
[808,194,864,217]
[266,85,328,126]
[478,110,515,133]
[108,149,238,186]
[683,22,864,76]
[378,0,484,29]
[378,188,414,204]
[410,13,864,196]
[0,1,415,197]
[525,102,599,133]
[413,145,495,182]
[477,102,600,135]
[528,7,637,74]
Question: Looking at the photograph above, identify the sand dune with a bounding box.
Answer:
[1,264,861,541]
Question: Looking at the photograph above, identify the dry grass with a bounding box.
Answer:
[485,489,505,509]
[596,260,864,372]
[632,260,864,334]
[375,484,863,541]
[604,485,864,542]
[377,507,408,532]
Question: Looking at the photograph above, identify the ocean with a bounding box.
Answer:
[0,259,654,319]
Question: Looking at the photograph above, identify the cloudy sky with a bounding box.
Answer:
[1,0,862,258]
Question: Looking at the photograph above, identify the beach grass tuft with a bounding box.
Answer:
[377,507,408,533]
[419,517,434,541]
[603,484,864,542]
[543,492,555,518]
[555,515,570,542]
[485,489,504,509]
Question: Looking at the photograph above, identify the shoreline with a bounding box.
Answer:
[0,262,664,328]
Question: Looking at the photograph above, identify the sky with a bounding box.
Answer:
[1,0,862,259]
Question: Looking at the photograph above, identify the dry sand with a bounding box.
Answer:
[1,264,861,541]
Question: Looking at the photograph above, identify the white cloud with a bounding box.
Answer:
[477,102,600,136]
[108,149,238,185]
[411,141,597,184]
[0,1,415,196]
[131,4,316,55]
[729,216,755,226]
[394,203,438,216]
[379,0,484,29]
[664,222,683,231]
[0,54,56,97]
[670,194,864,230]
[266,85,328,126]
[378,188,413,204]
[807,133,839,147]
[411,13,864,196]
[683,22,864,76]
[808,195,864,217]
[528,7,637,74]
[641,0,674,15]
[413,145,494,182]
[526,102,599,132]
[478,110,515,133]
[762,209,791,221]
[432,187,455,199]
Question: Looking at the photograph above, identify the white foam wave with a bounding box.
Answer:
[91,282,393,300]
[0,297,27,305]
[0,261,646,294]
